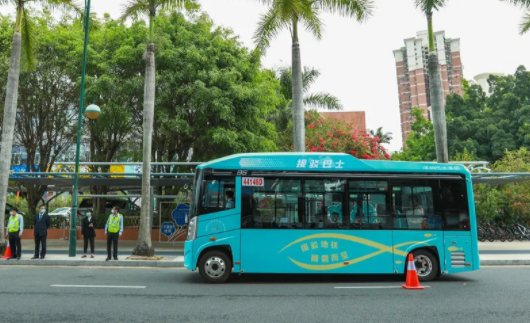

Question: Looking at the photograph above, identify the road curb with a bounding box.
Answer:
[480,259,530,266]
[0,259,184,268]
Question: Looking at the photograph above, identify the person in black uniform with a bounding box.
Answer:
[32,205,51,259]
[81,209,96,258]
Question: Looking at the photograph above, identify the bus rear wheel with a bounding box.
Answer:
[412,249,438,282]
[198,250,232,284]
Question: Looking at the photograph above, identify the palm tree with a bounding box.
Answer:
[121,0,198,256]
[502,1,530,34]
[368,127,393,144]
[413,0,449,163]
[0,0,79,251]
[254,0,373,152]
[270,66,342,133]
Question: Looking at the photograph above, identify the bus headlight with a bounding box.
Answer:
[187,217,197,241]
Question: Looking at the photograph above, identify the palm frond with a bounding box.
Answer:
[302,67,320,92]
[304,92,343,110]
[520,11,530,34]
[413,0,448,13]
[20,7,36,71]
[254,6,289,52]
[0,0,13,6]
[502,0,530,7]
[316,0,374,21]
[120,0,150,22]
[35,0,83,15]
[157,0,200,12]
[300,5,323,39]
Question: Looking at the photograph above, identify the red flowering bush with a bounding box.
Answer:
[291,111,389,160]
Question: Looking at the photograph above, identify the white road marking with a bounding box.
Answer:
[51,284,146,289]
[335,285,430,289]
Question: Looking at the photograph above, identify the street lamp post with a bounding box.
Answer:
[69,0,98,257]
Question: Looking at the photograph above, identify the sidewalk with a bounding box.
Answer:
[478,241,530,265]
[1,239,529,267]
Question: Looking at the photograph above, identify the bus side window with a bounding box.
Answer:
[241,178,302,229]
[391,180,440,230]
[349,180,389,230]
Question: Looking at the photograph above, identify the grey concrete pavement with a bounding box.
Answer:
[0,266,529,323]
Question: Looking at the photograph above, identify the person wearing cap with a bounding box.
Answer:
[104,206,123,261]
[6,207,23,260]
[81,209,96,258]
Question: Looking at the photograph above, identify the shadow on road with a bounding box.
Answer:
[181,272,478,285]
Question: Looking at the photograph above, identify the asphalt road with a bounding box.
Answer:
[0,266,529,323]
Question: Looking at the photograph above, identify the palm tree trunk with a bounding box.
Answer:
[133,41,156,257]
[0,31,22,249]
[291,17,305,152]
[426,12,448,163]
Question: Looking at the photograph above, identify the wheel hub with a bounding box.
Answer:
[414,255,433,277]
[205,256,226,278]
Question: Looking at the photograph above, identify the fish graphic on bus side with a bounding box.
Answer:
[278,233,430,271]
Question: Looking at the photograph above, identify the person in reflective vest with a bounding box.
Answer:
[7,208,24,260]
[105,206,123,261]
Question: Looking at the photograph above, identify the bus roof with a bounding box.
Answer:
[197,153,470,175]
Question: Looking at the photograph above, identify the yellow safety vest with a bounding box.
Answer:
[7,215,21,233]
[107,214,122,233]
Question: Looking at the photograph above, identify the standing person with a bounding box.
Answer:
[81,209,96,258]
[105,206,123,261]
[7,208,23,260]
[32,205,51,259]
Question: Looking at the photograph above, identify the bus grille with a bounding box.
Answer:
[451,252,466,268]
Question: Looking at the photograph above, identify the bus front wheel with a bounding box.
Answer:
[198,250,232,283]
[412,249,439,282]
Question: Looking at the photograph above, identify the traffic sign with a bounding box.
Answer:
[161,222,176,238]
[172,204,189,226]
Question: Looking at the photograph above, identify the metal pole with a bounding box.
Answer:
[69,0,91,257]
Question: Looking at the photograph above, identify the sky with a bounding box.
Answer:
[2,0,530,151]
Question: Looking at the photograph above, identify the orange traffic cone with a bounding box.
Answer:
[402,253,424,290]
[2,241,12,259]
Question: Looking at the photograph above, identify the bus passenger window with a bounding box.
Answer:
[304,179,347,229]
[349,181,389,229]
[392,184,439,230]
[241,178,302,229]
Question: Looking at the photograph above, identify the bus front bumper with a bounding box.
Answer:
[184,240,195,271]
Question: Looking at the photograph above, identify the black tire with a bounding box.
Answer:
[411,249,439,282]
[198,250,232,284]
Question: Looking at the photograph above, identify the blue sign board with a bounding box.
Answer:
[172,204,189,226]
[161,222,176,238]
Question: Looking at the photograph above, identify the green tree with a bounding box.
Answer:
[445,66,530,162]
[254,0,373,152]
[368,127,392,144]
[269,66,342,138]
[150,12,280,170]
[10,12,81,217]
[0,1,78,249]
[392,107,436,161]
[413,0,449,163]
[120,0,199,257]
[83,15,145,216]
